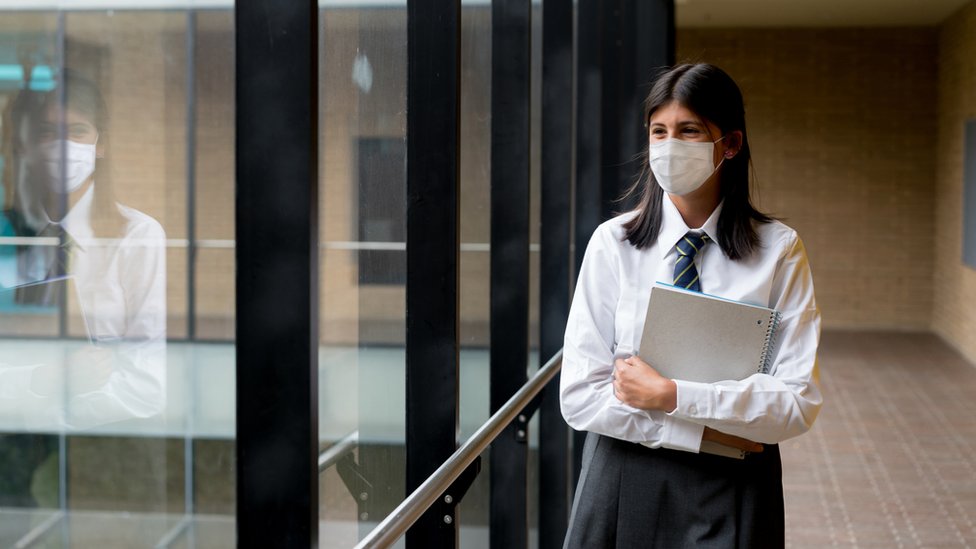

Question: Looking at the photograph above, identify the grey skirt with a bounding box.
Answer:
[563,432,784,549]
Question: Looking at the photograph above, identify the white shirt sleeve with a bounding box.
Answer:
[668,232,823,444]
[560,223,705,453]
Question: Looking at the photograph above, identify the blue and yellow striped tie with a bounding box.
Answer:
[673,232,707,292]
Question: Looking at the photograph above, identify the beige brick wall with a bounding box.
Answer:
[936,1,976,364]
[677,28,938,331]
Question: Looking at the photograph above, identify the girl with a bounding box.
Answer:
[2,70,166,430]
[560,63,821,548]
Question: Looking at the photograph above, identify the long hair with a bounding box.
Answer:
[622,63,771,260]
[48,70,124,238]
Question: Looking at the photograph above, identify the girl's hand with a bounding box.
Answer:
[611,355,677,412]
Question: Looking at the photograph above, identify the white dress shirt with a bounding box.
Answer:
[0,185,167,431]
[560,194,822,453]
[61,186,168,428]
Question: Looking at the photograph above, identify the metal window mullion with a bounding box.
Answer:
[404,0,462,547]
[56,11,68,340]
[634,0,676,145]
[234,0,319,546]
[598,0,624,216]
[615,0,674,213]
[489,0,532,548]
[183,13,198,544]
[186,10,198,341]
[573,0,603,276]
[538,0,574,547]
[55,13,70,545]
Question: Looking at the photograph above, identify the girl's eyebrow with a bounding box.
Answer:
[649,119,703,127]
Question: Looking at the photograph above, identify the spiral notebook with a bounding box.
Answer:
[639,283,781,382]
[639,283,781,459]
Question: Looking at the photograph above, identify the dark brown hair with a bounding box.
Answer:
[43,69,123,237]
[622,63,771,260]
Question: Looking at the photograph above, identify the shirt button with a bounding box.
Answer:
[688,404,697,414]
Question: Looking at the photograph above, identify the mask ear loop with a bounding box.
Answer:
[715,134,737,159]
[712,135,733,170]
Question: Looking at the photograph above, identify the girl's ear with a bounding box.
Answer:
[724,130,744,158]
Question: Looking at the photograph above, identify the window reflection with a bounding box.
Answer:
[0,8,236,546]
[1,69,166,430]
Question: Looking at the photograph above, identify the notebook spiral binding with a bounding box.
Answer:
[758,311,782,374]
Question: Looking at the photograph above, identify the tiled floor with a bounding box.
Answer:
[782,331,976,548]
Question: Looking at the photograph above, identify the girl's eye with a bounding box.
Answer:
[682,127,701,135]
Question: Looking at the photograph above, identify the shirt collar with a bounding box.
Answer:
[657,193,724,259]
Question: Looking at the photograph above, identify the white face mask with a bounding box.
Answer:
[648,137,724,196]
[34,138,98,194]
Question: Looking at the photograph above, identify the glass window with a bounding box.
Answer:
[0,6,235,546]
[317,3,408,546]
[457,1,492,544]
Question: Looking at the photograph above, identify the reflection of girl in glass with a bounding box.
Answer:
[560,64,821,548]
[3,69,166,430]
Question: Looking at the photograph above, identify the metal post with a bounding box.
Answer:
[234,0,319,546]
[603,0,674,212]
[490,0,532,548]
[634,0,676,143]
[538,0,574,545]
[599,0,625,216]
[574,0,603,276]
[404,0,462,547]
[572,0,603,484]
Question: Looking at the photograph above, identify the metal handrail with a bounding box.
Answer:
[318,430,360,472]
[354,349,563,549]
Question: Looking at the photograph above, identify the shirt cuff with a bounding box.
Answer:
[658,414,704,453]
[669,379,713,421]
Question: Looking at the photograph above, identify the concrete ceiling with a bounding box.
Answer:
[676,0,973,27]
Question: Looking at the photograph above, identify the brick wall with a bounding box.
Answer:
[677,28,939,331]
[936,1,976,364]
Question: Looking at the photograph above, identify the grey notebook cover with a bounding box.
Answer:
[639,283,780,383]
[639,283,781,460]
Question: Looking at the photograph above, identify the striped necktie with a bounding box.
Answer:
[673,232,707,292]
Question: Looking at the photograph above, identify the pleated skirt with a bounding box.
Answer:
[563,432,784,549]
